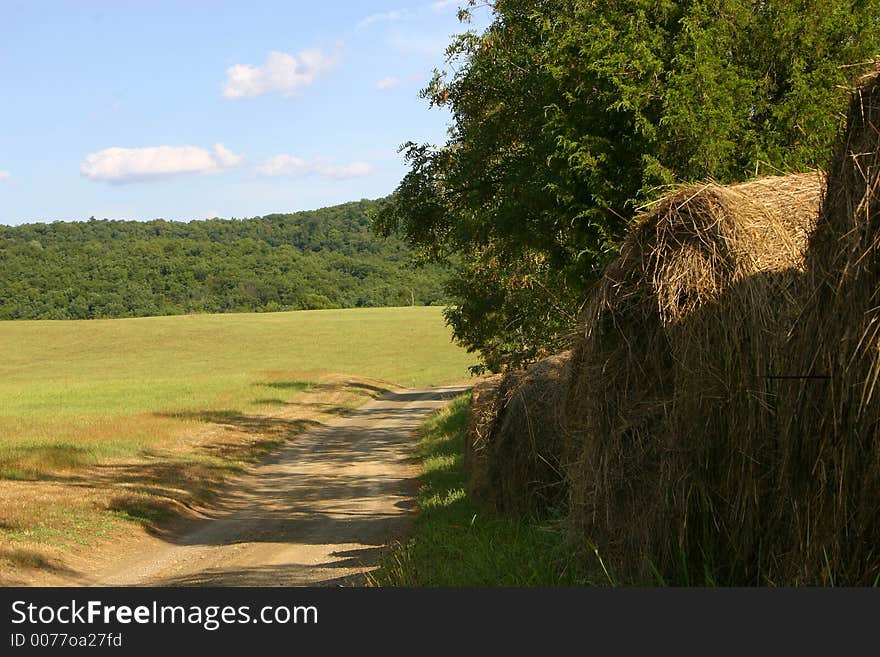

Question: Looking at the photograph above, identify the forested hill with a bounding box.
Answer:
[0,199,449,320]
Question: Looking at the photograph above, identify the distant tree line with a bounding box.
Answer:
[0,200,449,320]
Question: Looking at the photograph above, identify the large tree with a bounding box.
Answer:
[374,0,880,371]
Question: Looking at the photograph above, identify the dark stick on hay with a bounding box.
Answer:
[563,171,824,584]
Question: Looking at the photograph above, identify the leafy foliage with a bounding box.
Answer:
[374,0,880,370]
[0,200,448,319]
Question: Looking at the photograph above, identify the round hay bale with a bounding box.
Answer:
[563,171,823,584]
[465,352,572,516]
[464,374,504,505]
[778,67,880,585]
[490,351,572,517]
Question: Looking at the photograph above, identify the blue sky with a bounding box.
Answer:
[0,0,490,225]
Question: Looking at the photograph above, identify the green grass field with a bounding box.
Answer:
[0,306,475,477]
[0,307,476,582]
[1,306,474,418]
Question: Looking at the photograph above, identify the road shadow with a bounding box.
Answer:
[153,548,384,587]
[0,547,83,584]
[254,378,393,397]
[158,410,320,438]
[378,388,465,403]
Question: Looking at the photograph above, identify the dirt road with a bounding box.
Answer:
[94,386,469,587]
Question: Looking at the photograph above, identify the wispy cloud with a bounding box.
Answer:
[358,1,459,31]
[355,9,412,32]
[376,76,401,91]
[257,154,373,179]
[430,0,460,10]
[81,144,241,184]
[222,49,339,99]
[0,170,10,182]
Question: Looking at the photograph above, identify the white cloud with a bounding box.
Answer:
[376,76,401,91]
[358,1,458,30]
[0,170,10,182]
[213,143,242,168]
[80,144,241,184]
[222,49,339,99]
[257,154,309,177]
[355,9,411,31]
[257,155,373,179]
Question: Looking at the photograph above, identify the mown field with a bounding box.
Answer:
[0,306,476,584]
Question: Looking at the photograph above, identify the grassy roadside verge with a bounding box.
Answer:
[373,393,589,586]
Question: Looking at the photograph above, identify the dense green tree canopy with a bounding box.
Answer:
[374,0,880,371]
[0,200,448,320]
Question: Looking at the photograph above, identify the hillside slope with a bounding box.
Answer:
[0,199,449,319]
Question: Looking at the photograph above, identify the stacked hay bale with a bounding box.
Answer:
[563,172,824,584]
[776,68,880,584]
[464,352,572,517]
[463,374,504,506]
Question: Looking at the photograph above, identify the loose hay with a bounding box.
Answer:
[564,171,824,584]
[465,352,572,517]
[464,374,504,505]
[776,68,880,585]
